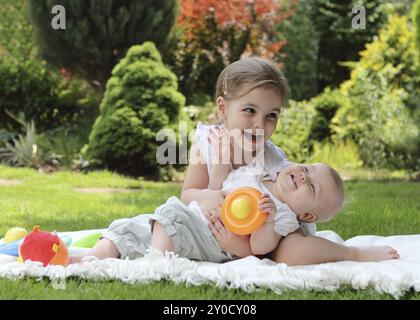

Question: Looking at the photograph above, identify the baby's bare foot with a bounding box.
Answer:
[352,245,400,262]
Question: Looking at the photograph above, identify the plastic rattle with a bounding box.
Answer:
[221,187,267,235]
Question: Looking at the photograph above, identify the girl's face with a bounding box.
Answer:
[216,87,282,154]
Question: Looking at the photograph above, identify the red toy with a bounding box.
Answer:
[18,226,68,266]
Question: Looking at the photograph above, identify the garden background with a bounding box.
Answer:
[0,0,419,299]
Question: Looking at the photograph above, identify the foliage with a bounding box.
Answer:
[413,0,420,59]
[0,0,100,133]
[0,56,99,132]
[313,0,389,91]
[29,0,178,86]
[271,100,317,162]
[0,0,36,60]
[308,87,348,143]
[166,0,295,101]
[85,42,186,177]
[332,15,420,170]
[0,113,59,168]
[279,0,318,101]
[310,140,363,169]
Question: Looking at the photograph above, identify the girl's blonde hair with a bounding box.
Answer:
[214,57,291,105]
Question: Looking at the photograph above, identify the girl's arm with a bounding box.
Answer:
[181,146,225,218]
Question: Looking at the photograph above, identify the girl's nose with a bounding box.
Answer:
[253,117,264,130]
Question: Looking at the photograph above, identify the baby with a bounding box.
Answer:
[205,140,344,257]
[203,126,344,257]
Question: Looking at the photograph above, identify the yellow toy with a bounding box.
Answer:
[221,187,267,235]
[2,227,28,243]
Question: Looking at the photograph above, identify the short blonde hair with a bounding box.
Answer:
[318,166,345,222]
[214,57,290,105]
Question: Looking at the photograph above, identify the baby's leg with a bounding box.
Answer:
[69,238,120,264]
[150,222,174,253]
[269,229,399,265]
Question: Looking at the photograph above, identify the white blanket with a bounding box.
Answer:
[1,229,419,298]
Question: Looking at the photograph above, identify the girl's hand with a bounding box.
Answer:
[258,194,276,216]
[208,216,252,257]
[208,126,231,165]
[208,216,232,250]
[198,189,226,219]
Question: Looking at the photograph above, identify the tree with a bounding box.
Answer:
[85,42,185,177]
[279,0,319,101]
[313,0,389,91]
[29,0,178,87]
[332,16,420,169]
[166,0,294,101]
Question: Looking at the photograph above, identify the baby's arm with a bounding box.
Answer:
[250,195,282,255]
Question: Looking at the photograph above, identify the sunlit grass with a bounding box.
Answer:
[0,164,419,299]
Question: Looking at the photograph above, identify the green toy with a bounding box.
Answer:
[72,232,102,248]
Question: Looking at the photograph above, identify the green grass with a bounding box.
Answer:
[0,164,419,300]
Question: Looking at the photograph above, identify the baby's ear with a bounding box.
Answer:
[298,212,317,222]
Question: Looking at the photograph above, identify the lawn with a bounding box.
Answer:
[0,164,419,299]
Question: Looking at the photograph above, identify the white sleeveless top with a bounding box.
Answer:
[193,122,316,236]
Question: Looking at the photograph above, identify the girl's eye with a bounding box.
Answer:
[244,108,255,113]
[304,166,309,173]
[267,113,278,119]
[310,184,315,195]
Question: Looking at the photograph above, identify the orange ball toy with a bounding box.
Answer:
[221,187,267,235]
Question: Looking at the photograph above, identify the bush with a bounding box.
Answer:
[308,88,349,143]
[310,140,363,169]
[332,15,420,169]
[29,0,178,86]
[0,113,59,169]
[85,42,186,177]
[0,0,36,60]
[333,70,419,169]
[0,56,97,132]
[271,100,317,163]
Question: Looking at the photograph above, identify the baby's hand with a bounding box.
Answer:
[208,126,231,165]
[258,194,276,216]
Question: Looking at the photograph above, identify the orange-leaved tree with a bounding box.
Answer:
[166,0,297,101]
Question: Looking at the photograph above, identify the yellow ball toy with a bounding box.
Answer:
[221,187,267,235]
[3,227,28,243]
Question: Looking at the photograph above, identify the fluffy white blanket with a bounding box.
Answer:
[0,229,419,298]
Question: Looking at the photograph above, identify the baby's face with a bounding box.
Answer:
[272,163,341,221]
